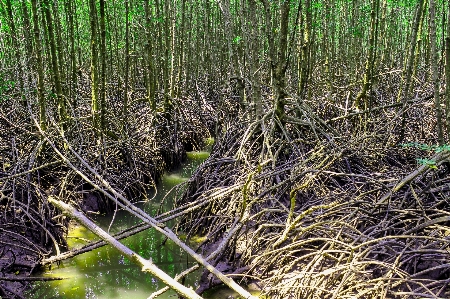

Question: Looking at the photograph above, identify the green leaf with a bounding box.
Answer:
[312,1,323,10]
[417,158,437,169]
[233,36,242,44]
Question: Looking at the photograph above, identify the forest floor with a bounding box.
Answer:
[1,68,450,299]
[0,77,215,298]
[175,69,450,298]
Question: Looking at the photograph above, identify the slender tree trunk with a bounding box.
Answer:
[31,0,47,130]
[169,1,176,99]
[274,0,290,122]
[299,0,311,99]
[89,0,100,132]
[248,0,262,119]
[175,0,187,98]
[398,0,425,143]
[4,0,25,104]
[217,0,238,78]
[411,0,428,96]
[51,1,66,92]
[429,0,444,144]
[43,0,66,127]
[144,0,156,112]
[64,0,77,107]
[355,0,378,111]
[445,0,450,140]
[379,0,388,65]
[163,0,172,117]
[99,0,106,130]
[124,0,130,119]
[21,0,34,88]
[397,0,425,104]
[323,1,332,96]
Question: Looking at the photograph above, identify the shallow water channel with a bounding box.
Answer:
[27,149,248,299]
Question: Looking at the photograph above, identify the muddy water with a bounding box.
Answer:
[27,146,250,299]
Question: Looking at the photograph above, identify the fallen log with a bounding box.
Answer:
[48,197,202,299]
[377,150,450,205]
[34,113,258,299]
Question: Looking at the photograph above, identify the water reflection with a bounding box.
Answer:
[28,151,209,299]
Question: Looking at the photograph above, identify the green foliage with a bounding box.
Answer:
[233,35,242,44]
[388,0,419,8]
[311,1,323,10]
[0,75,15,102]
[416,158,438,169]
[401,142,450,169]
[1,23,10,33]
[401,142,450,152]
[360,4,372,13]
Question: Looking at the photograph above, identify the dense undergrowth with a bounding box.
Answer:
[0,62,449,299]
[175,67,450,298]
[0,74,214,298]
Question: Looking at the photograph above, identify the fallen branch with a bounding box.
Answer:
[377,150,450,205]
[42,194,212,265]
[48,197,202,299]
[0,276,66,281]
[31,112,258,299]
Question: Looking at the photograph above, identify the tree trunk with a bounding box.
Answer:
[355,0,379,111]
[299,0,311,100]
[4,0,25,104]
[43,0,66,128]
[89,0,100,133]
[445,0,450,140]
[99,0,106,130]
[397,0,425,143]
[429,0,444,144]
[248,0,263,119]
[124,0,130,120]
[64,0,77,107]
[144,0,157,112]
[31,0,47,130]
[272,0,290,123]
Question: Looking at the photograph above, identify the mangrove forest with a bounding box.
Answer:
[1,0,450,298]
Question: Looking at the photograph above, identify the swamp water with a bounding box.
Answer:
[27,149,252,299]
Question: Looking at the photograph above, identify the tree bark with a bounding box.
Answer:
[144,0,157,112]
[263,0,290,123]
[445,0,450,140]
[89,0,100,133]
[355,0,379,111]
[397,0,425,143]
[429,0,444,144]
[30,0,47,130]
[99,0,106,130]
[43,0,66,127]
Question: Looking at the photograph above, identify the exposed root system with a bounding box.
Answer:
[176,91,450,298]
[0,86,213,298]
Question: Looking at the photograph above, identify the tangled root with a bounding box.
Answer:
[176,100,450,298]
